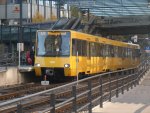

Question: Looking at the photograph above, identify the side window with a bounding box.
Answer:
[77,40,82,56]
[72,39,77,56]
[128,48,131,58]
[96,43,99,57]
[103,44,107,57]
[72,39,87,56]
[110,45,114,57]
[108,45,112,57]
[106,45,109,56]
[91,42,96,56]
[87,42,90,59]
[114,46,118,57]
[100,44,104,57]
[118,47,122,57]
[122,47,125,58]
[82,41,87,56]
[125,48,128,58]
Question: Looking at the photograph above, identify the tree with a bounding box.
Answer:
[70,6,80,18]
[32,11,45,23]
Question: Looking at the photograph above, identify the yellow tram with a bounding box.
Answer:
[34,30,140,79]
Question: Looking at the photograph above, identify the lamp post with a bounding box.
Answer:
[30,0,32,22]
[56,0,61,19]
[18,0,23,68]
[19,0,23,43]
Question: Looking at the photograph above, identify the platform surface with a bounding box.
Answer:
[92,70,150,113]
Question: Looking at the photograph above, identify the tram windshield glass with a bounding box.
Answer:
[37,31,70,56]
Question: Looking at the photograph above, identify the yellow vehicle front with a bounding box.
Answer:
[34,30,71,79]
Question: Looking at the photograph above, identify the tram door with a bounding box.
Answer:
[86,42,91,74]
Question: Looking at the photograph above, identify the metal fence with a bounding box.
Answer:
[0,57,149,113]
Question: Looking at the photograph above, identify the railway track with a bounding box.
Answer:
[0,72,131,113]
[0,82,70,101]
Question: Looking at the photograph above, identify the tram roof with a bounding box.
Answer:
[48,0,150,17]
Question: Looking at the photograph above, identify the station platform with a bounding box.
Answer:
[92,70,150,113]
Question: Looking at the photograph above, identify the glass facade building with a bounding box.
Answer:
[0,25,37,54]
[0,0,70,25]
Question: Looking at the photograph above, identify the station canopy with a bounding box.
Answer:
[50,0,150,17]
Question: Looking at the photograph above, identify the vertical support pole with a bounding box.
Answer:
[121,71,124,94]
[17,103,22,113]
[5,0,8,22]
[30,0,32,22]
[29,28,32,47]
[88,8,90,21]
[20,0,23,43]
[72,86,77,113]
[67,3,69,19]
[37,0,39,12]
[116,72,119,98]
[18,43,20,68]
[134,68,136,87]
[88,81,92,113]
[131,70,134,89]
[127,70,129,91]
[50,0,52,20]
[20,0,23,27]
[9,26,12,53]
[109,73,112,102]
[137,67,140,85]
[50,94,55,113]
[57,0,60,19]
[43,0,46,19]
[76,51,79,85]
[0,25,1,44]
[99,76,103,108]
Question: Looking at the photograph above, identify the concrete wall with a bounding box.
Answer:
[0,67,35,86]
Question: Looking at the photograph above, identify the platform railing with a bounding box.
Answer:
[0,57,150,113]
[0,52,18,72]
[0,51,33,68]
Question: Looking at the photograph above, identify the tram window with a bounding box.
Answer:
[107,45,111,57]
[87,42,90,59]
[127,48,131,58]
[72,39,88,56]
[82,41,87,56]
[98,44,100,56]
[118,47,122,57]
[107,45,110,57]
[114,46,118,57]
[125,48,128,57]
[72,39,77,56]
[122,48,125,58]
[77,40,83,56]
[110,45,114,57]
[100,44,104,57]
[132,49,135,58]
[103,44,106,57]
[103,44,109,57]
[91,42,96,56]
[95,43,99,57]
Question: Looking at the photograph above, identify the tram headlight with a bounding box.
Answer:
[64,64,70,68]
[35,63,41,67]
